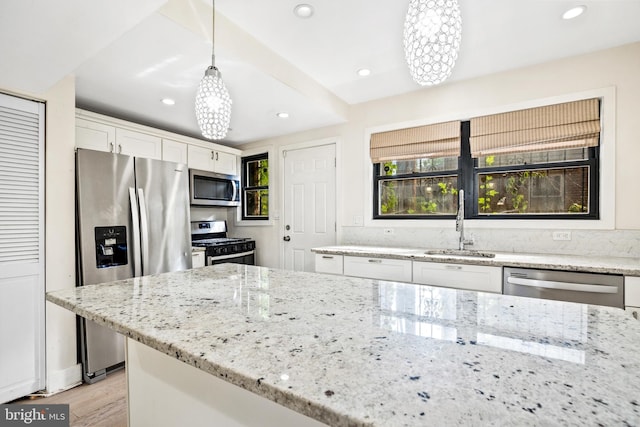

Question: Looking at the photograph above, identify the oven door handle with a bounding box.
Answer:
[506,276,619,294]
[208,251,255,263]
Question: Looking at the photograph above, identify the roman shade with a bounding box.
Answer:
[370,121,460,162]
[469,98,600,157]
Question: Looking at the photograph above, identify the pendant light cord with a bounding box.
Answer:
[211,0,216,67]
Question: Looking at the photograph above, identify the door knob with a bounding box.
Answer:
[283,236,291,242]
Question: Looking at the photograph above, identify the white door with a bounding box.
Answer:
[283,144,336,272]
[0,93,46,403]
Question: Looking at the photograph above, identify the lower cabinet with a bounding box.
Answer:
[343,256,412,282]
[413,261,503,293]
[315,254,343,275]
[625,276,640,320]
[192,250,205,268]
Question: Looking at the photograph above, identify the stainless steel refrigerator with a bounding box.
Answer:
[75,148,192,383]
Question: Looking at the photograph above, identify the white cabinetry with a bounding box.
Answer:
[625,276,640,320]
[76,118,115,152]
[315,254,343,275]
[413,261,502,293]
[343,256,412,282]
[192,250,205,269]
[162,139,188,164]
[188,145,237,175]
[116,128,162,160]
[76,118,162,160]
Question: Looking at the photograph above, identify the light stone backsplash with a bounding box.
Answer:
[341,226,640,258]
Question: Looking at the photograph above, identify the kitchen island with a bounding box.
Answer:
[46,264,640,426]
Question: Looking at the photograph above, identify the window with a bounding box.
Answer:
[241,153,269,220]
[373,98,601,220]
[371,121,461,218]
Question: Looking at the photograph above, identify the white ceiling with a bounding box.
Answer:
[2,0,640,146]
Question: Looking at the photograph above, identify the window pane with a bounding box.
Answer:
[379,176,458,216]
[244,190,269,217]
[477,167,589,215]
[477,148,588,168]
[246,159,269,187]
[378,157,458,176]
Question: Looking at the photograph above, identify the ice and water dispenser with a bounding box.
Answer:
[94,226,128,268]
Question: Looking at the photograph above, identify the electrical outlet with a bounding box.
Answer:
[383,228,394,235]
[552,231,572,241]
[353,215,363,226]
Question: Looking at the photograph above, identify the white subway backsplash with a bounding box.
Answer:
[341,227,640,258]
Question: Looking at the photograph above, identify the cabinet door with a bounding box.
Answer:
[187,145,215,171]
[343,256,412,282]
[625,276,640,307]
[192,251,205,268]
[315,254,343,275]
[162,139,188,164]
[76,119,115,152]
[214,151,237,175]
[413,261,502,293]
[116,129,162,160]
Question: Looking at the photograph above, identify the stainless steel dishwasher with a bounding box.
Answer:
[503,267,624,308]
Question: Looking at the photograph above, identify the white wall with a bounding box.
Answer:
[234,42,640,267]
[42,76,82,392]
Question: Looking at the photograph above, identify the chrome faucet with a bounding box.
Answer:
[456,189,473,250]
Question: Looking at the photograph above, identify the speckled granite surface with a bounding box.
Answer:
[312,245,640,276]
[47,264,640,426]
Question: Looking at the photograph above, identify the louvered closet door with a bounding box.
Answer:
[0,93,45,403]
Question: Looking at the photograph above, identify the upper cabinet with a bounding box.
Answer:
[162,139,188,165]
[75,110,239,172]
[187,145,237,176]
[76,118,161,160]
[76,119,115,152]
[116,128,162,160]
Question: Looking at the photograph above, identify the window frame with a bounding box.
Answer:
[240,152,269,221]
[372,120,600,221]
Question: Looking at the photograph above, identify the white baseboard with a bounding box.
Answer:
[42,363,82,396]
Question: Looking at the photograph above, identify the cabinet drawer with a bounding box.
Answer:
[315,254,343,275]
[413,261,502,293]
[625,276,640,307]
[343,256,412,282]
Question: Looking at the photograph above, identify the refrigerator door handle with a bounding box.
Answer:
[137,188,150,276]
[128,187,142,277]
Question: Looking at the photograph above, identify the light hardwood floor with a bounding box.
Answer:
[15,370,127,427]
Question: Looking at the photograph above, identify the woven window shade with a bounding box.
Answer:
[370,121,460,163]
[469,98,600,157]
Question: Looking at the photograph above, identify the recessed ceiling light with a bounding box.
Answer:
[276,112,289,119]
[562,5,586,20]
[293,4,314,19]
[357,68,371,77]
[161,98,175,106]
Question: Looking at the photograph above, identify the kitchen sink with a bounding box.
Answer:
[424,249,496,258]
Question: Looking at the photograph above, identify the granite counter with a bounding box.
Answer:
[312,245,640,276]
[47,264,640,426]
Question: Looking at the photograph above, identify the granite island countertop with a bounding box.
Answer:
[47,264,640,426]
[312,245,640,276]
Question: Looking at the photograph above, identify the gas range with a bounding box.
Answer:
[191,221,255,265]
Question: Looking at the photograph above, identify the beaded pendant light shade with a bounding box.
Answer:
[195,0,232,140]
[403,0,462,86]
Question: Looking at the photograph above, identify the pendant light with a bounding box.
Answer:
[195,0,232,140]
[403,0,462,86]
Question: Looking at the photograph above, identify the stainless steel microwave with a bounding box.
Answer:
[189,169,240,206]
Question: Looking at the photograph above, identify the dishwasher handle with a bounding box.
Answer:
[506,276,619,294]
